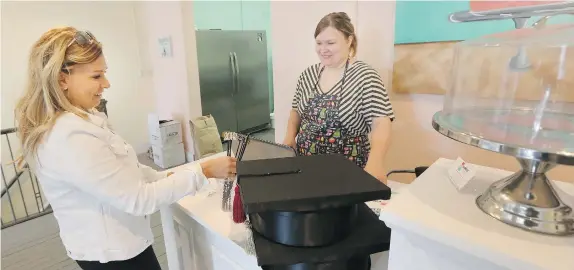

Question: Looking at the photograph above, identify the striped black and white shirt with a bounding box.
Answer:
[292,60,395,136]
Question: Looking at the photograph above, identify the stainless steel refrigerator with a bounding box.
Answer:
[195,30,271,134]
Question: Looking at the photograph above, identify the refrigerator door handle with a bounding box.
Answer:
[233,52,239,94]
[229,52,237,96]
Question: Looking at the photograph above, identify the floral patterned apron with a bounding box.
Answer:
[296,93,370,168]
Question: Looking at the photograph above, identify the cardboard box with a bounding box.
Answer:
[152,142,186,169]
[148,114,183,147]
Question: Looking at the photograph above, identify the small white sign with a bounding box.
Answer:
[447,157,476,190]
[158,36,173,58]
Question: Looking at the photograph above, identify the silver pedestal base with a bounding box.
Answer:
[431,110,574,236]
[476,158,574,236]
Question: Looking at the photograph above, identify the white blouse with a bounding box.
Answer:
[31,111,207,263]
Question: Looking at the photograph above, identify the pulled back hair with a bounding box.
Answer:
[14,26,103,167]
[314,12,358,57]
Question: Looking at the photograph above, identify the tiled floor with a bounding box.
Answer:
[1,211,168,270]
[0,128,275,270]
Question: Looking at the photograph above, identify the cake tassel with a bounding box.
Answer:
[232,185,247,223]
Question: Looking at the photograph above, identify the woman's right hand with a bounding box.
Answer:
[283,137,296,149]
[200,156,237,179]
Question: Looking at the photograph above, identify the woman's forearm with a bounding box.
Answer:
[364,117,392,183]
[285,109,301,142]
[367,117,392,167]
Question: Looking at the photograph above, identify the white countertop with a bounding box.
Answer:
[168,153,255,249]
[380,158,574,270]
[176,180,408,246]
[167,152,408,263]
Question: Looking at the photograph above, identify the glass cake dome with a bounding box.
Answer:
[432,22,574,236]
[436,23,574,161]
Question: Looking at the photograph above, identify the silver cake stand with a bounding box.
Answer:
[432,109,574,236]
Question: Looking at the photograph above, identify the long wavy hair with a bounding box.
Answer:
[14,26,102,167]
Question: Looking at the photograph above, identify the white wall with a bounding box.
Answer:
[133,1,202,160]
[1,1,155,155]
[355,1,397,88]
[1,0,204,165]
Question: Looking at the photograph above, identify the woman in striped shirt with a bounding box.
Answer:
[283,12,395,183]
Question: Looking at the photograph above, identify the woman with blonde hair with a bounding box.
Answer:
[14,26,236,269]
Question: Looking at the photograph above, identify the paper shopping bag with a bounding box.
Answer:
[189,115,223,159]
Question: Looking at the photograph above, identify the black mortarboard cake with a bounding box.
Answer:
[237,154,392,269]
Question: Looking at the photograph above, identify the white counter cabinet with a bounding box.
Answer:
[170,192,260,270]
[380,158,574,270]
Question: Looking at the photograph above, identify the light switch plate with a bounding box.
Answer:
[158,36,173,58]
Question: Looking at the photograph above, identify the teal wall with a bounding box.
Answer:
[395,1,574,44]
[193,0,275,113]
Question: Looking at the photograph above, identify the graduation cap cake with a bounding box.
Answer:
[253,204,391,269]
[237,154,392,269]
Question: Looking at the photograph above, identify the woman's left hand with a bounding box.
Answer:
[364,163,388,184]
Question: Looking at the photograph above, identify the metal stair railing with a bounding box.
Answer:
[1,100,109,229]
[1,127,52,229]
